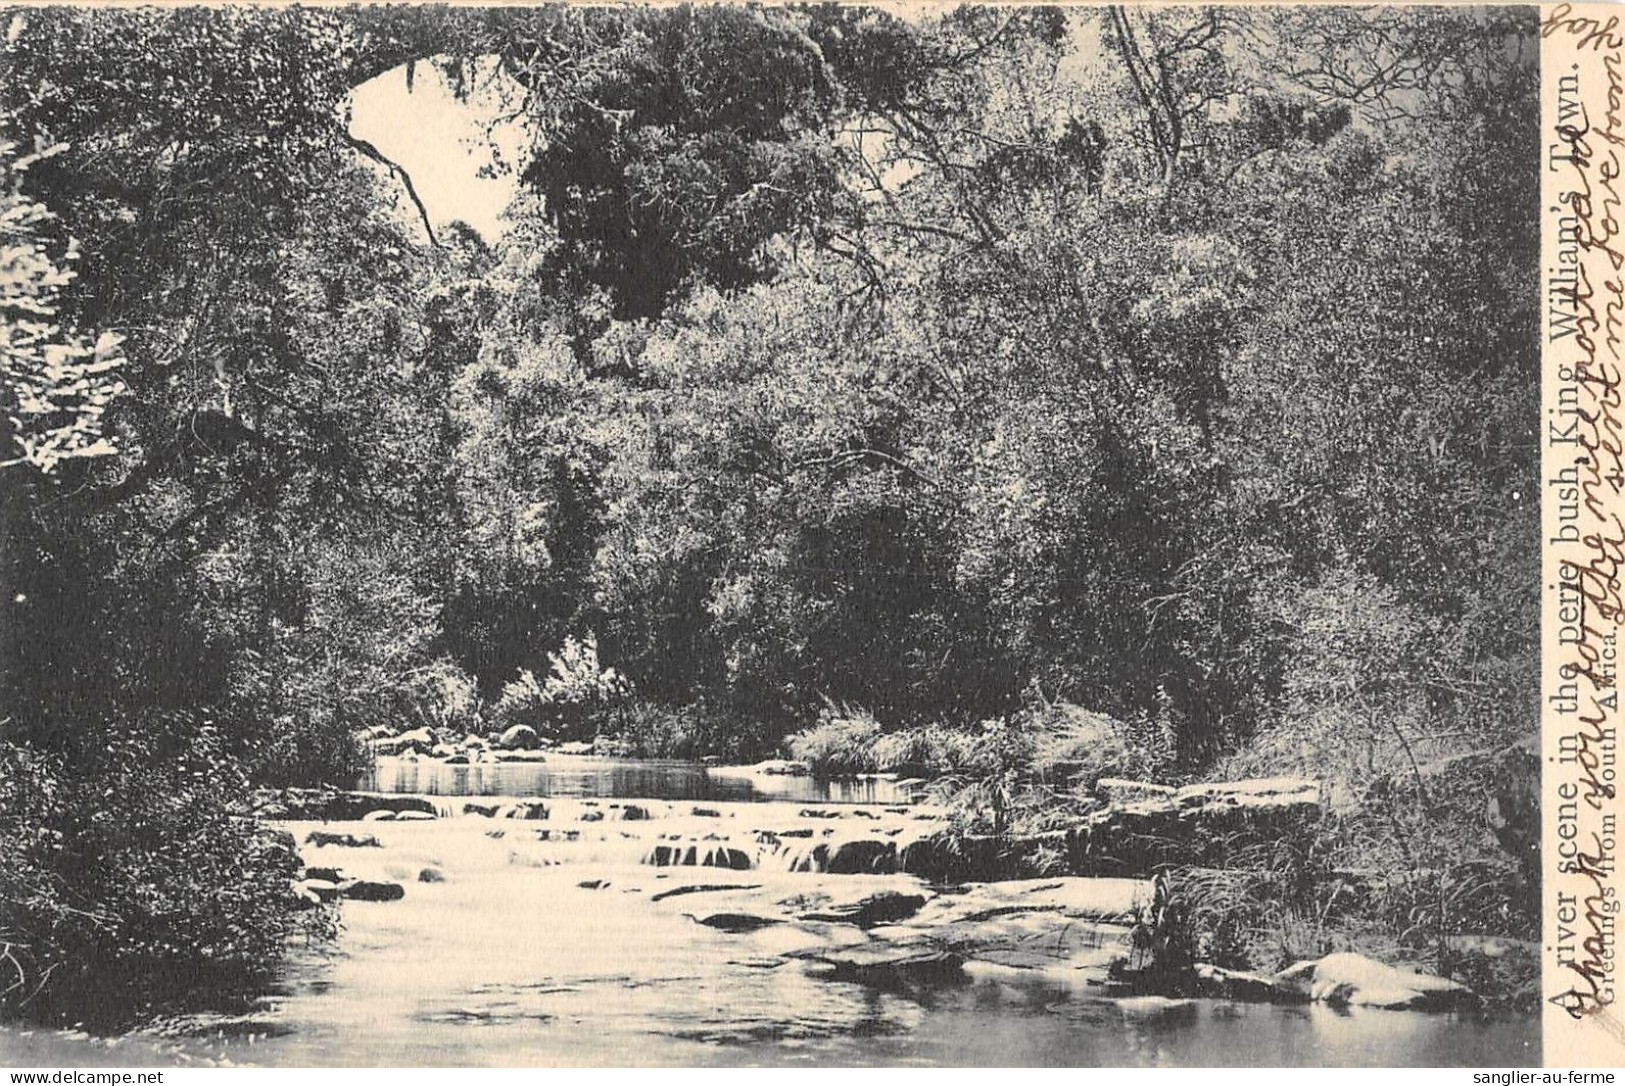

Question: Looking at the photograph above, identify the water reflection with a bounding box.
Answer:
[364,756,914,805]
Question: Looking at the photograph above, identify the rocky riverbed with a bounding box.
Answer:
[260,788,1490,1011]
[1,778,1539,1068]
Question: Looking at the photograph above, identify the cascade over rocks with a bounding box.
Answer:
[264,785,1487,1011]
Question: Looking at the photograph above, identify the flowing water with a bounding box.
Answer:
[0,759,1540,1068]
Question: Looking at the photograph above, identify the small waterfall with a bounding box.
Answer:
[640,841,756,870]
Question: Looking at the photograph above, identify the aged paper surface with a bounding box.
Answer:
[1542,2,1625,1070]
[0,0,1586,1070]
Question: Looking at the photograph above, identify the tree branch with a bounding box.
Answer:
[344,132,440,248]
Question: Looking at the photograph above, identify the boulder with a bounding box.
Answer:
[1115,996,1198,1022]
[649,882,764,903]
[791,934,963,984]
[1062,777,1322,875]
[392,727,436,752]
[417,867,446,883]
[304,831,381,849]
[643,843,754,870]
[556,741,595,755]
[296,878,342,903]
[499,724,541,751]
[616,804,652,821]
[498,802,550,821]
[797,890,928,928]
[340,879,406,903]
[1275,952,1478,1011]
[782,838,901,874]
[1191,963,1307,1003]
[690,912,785,933]
[361,810,397,822]
[913,877,1158,924]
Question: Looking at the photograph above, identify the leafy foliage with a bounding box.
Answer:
[0,715,307,1029]
[0,3,1540,1025]
[0,135,125,472]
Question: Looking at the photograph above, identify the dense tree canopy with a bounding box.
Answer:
[0,3,1537,774]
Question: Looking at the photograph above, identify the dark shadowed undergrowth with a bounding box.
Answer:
[0,716,320,1030]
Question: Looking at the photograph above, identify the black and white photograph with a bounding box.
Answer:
[0,2,1549,1069]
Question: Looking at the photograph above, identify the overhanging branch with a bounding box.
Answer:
[344,132,441,247]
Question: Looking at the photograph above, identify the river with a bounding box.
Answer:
[0,758,1540,1068]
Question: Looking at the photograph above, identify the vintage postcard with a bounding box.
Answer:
[0,0,1613,1071]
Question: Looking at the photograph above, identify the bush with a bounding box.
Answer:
[0,715,308,1029]
[495,632,631,740]
[784,707,881,774]
[400,657,482,733]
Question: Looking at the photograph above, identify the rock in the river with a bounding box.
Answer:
[690,912,786,933]
[391,727,437,753]
[296,878,342,903]
[1275,952,1478,1011]
[798,890,927,928]
[304,831,382,849]
[417,867,446,883]
[792,934,963,983]
[499,723,541,751]
[615,804,652,821]
[643,843,754,870]
[783,838,902,874]
[1116,996,1198,1022]
[340,879,406,902]
[854,877,1162,983]
[1191,963,1307,1003]
[495,801,549,821]
[556,741,594,755]
[361,810,398,822]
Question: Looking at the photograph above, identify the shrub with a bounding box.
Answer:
[1020,701,1134,787]
[400,657,482,733]
[784,707,881,774]
[495,632,631,739]
[0,714,308,1029]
